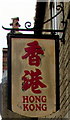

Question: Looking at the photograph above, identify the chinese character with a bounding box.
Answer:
[22,41,44,66]
[22,69,47,94]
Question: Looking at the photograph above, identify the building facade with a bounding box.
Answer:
[35,1,70,119]
[2,1,70,120]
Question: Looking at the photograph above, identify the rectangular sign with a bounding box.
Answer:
[9,35,58,117]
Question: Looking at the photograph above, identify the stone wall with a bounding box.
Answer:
[59,2,70,118]
[41,2,70,119]
[2,83,25,119]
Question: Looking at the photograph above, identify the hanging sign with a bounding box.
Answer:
[10,36,56,117]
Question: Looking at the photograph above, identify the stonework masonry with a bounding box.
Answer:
[59,2,70,118]
[42,2,70,119]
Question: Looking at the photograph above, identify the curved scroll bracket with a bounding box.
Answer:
[43,3,64,25]
[2,24,67,44]
[25,21,32,29]
[2,3,67,44]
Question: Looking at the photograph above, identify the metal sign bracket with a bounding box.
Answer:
[2,3,68,44]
